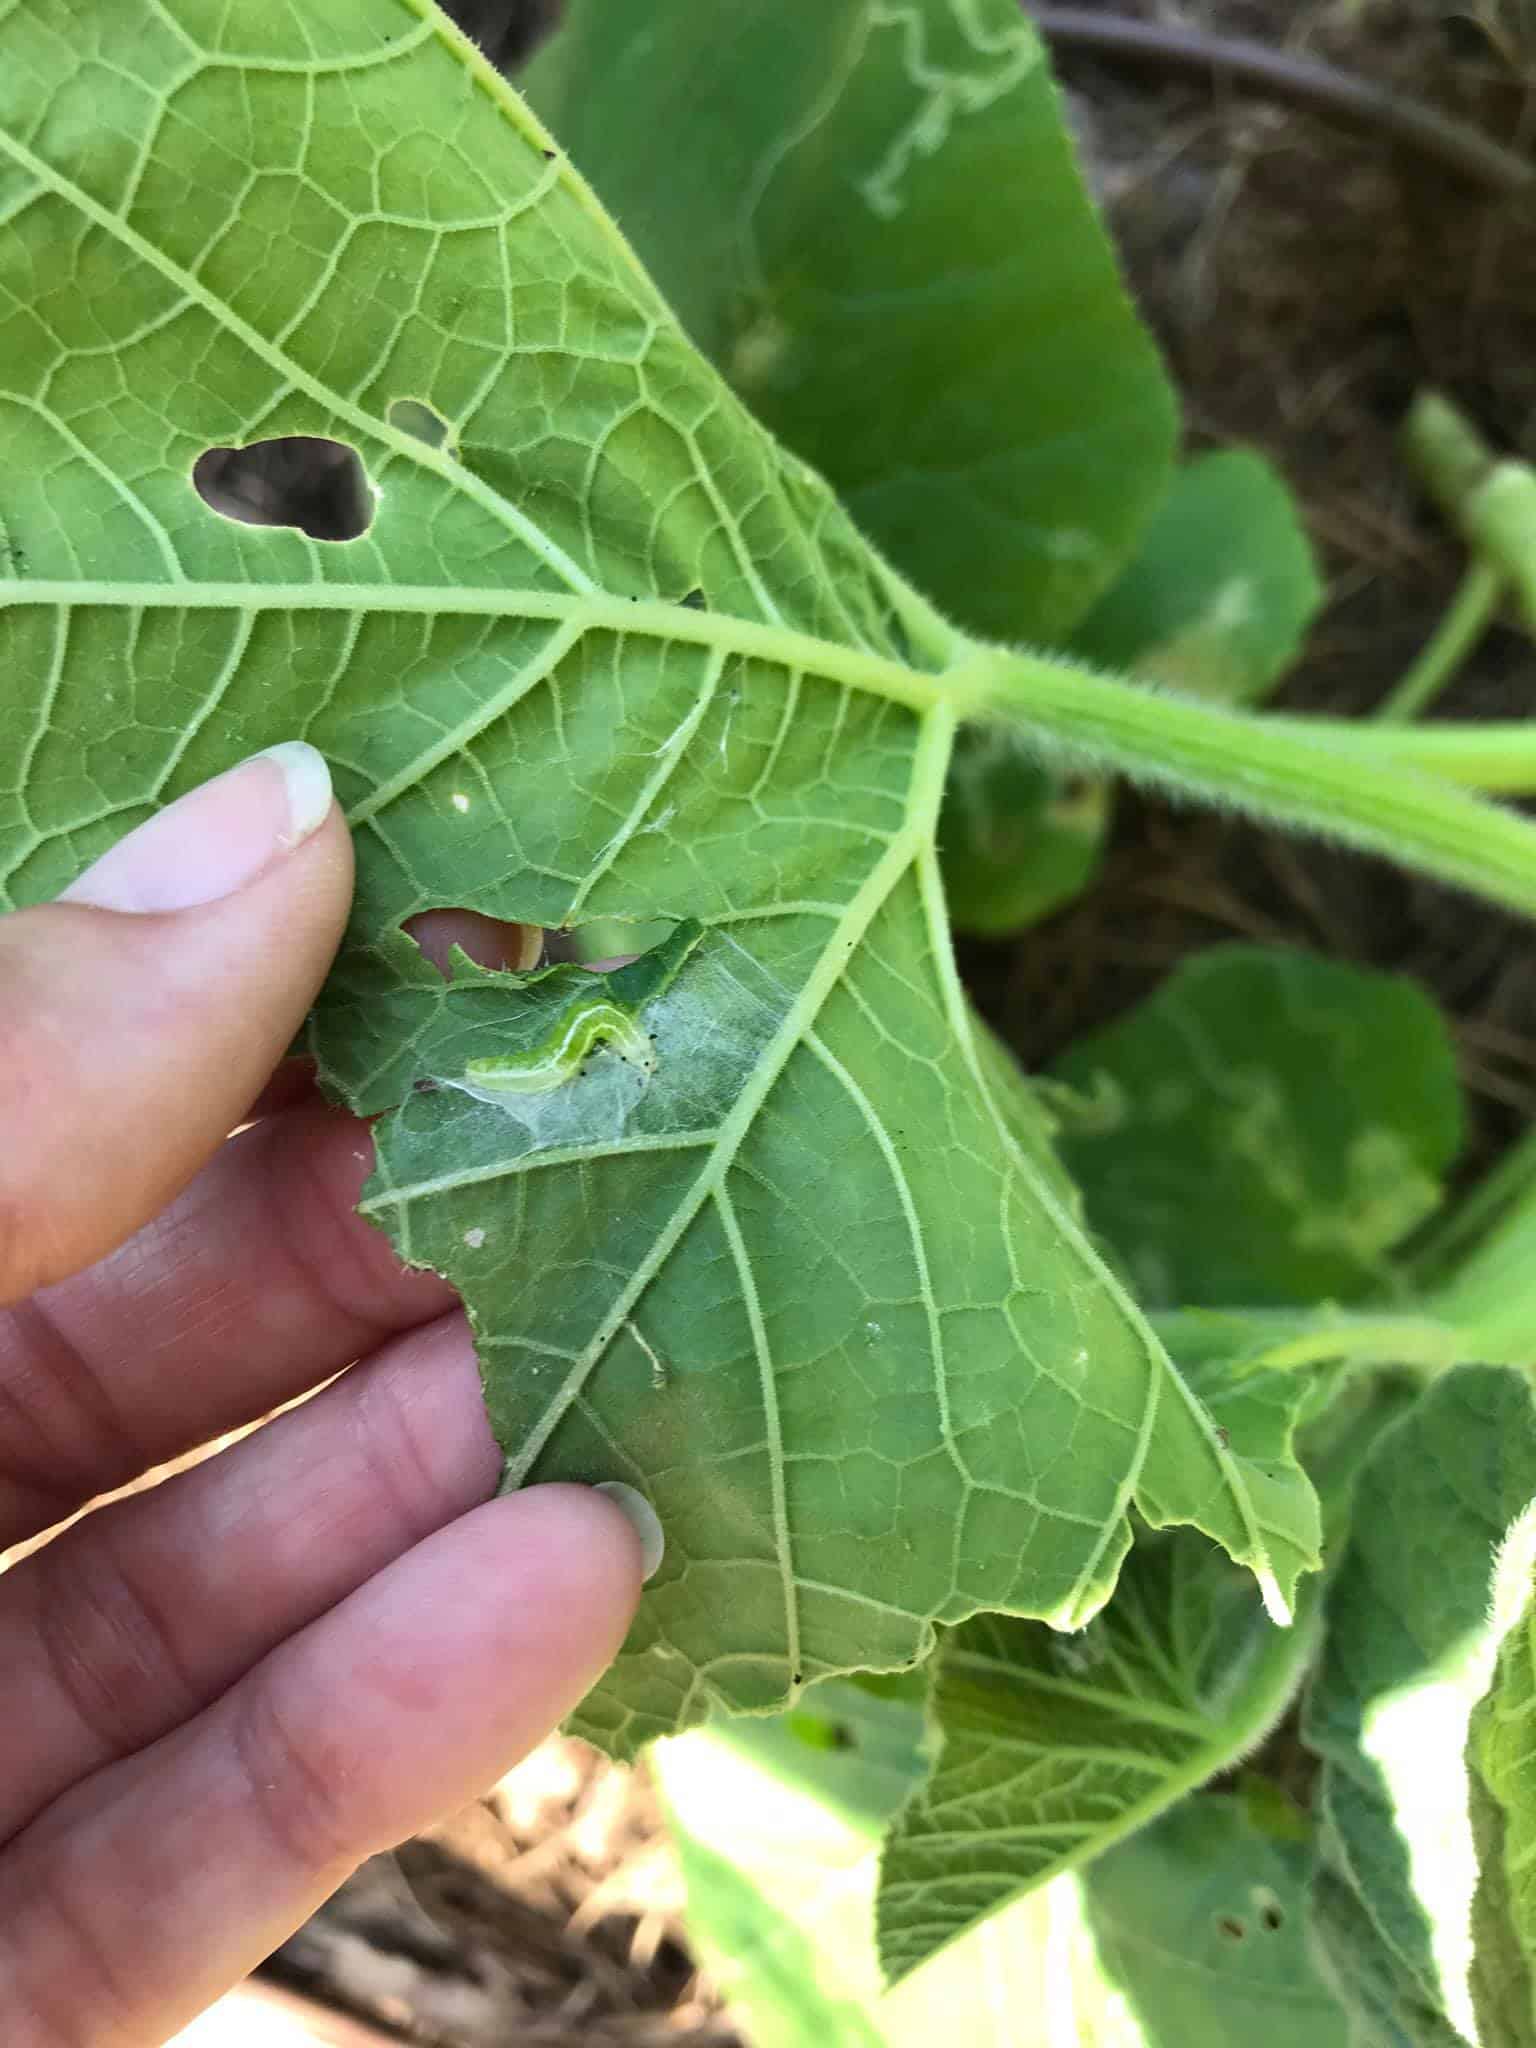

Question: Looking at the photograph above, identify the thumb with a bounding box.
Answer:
[0,743,353,1300]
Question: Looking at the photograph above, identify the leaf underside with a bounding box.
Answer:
[1051,948,1464,1312]
[876,1523,1317,1981]
[0,0,1308,1748]
[1084,1795,1351,2048]
[1068,450,1323,707]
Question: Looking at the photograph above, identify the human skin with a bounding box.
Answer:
[0,744,644,2045]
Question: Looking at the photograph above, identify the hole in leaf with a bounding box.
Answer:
[1216,1915,1247,1941]
[1252,1886,1285,1931]
[403,911,543,981]
[388,397,454,450]
[193,437,374,541]
[543,917,677,967]
[404,917,693,985]
[448,0,562,68]
[784,1711,855,1753]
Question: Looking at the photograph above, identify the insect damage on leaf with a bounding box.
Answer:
[453,917,705,1103]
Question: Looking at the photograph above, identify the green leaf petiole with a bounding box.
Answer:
[956,644,1536,920]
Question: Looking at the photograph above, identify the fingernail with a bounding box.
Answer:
[593,1482,665,1581]
[62,743,334,913]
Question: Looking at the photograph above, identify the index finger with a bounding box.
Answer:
[0,1100,457,1549]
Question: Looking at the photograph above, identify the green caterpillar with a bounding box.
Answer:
[459,918,705,1101]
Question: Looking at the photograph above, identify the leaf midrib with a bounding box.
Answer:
[0,584,972,723]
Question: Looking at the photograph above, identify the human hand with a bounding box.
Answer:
[0,745,645,2044]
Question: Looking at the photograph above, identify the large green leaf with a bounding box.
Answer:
[1083,1793,1351,2048]
[937,725,1108,938]
[1050,947,1464,1310]
[523,0,1178,645]
[1303,1367,1536,2047]
[0,0,1299,1748]
[876,1520,1320,1980]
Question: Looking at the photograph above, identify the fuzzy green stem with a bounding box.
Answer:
[1375,561,1504,723]
[958,647,1536,920]
[1428,1192,1536,1369]
[1153,1308,1474,1378]
[1316,719,1536,793]
[1409,1126,1536,1286]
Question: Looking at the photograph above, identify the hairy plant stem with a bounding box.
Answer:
[1153,1309,1476,1379]
[956,646,1536,920]
[1374,561,1504,723]
[1410,1126,1536,1286]
[1425,1187,1536,1369]
[1316,720,1536,792]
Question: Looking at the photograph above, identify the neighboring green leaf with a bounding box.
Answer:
[1050,947,1464,1309]
[1069,451,1323,705]
[732,1674,935,1836]
[656,1690,1145,2048]
[876,1519,1320,1981]
[0,1,1297,1748]
[658,1693,903,2048]
[1466,1527,1536,2048]
[938,723,1109,936]
[1082,1793,1351,2048]
[666,1810,888,2048]
[1303,1368,1536,2047]
[524,0,1178,643]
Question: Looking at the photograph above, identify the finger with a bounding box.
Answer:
[0,744,352,1302]
[1,1487,642,2046]
[0,1099,458,1548]
[1,1310,498,1844]
[240,1055,322,1124]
